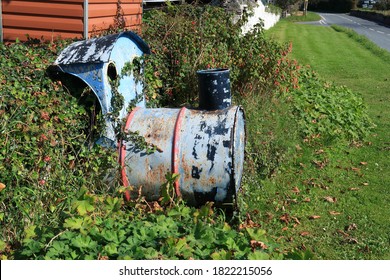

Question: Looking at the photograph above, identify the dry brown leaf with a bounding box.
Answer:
[329,211,341,215]
[295,144,302,151]
[312,159,328,169]
[0,183,5,192]
[349,187,360,191]
[280,213,290,224]
[303,197,311,203]
[292,187,300,194]
[282,227,289,231]
[309,215,321,220]
[360,162,368,165]
[315,149,325,155]
[239,213,261,230]
[300,231,310,236]
[324,196,337,203]
[351,167,361,172]
[362,182,369,186]
[292,216,301,225]
[337,230,350,237]
[250,240,268,250]
[347,237,359,244]
[345,223,358,231]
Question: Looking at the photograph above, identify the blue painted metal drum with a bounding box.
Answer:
[119,106,245,206]
[48,31,150,142]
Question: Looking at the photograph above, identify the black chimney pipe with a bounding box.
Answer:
[197,68,231,110]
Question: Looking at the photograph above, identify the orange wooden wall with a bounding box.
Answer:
[0,0,143,42]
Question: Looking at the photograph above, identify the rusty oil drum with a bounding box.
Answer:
[119,106,245,206]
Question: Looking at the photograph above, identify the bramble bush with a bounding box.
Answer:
[141,3,297,107]
[0,40,120,257]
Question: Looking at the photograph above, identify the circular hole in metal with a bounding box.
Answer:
[107,62,118,81]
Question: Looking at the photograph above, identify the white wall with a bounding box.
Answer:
[242,2,280,34]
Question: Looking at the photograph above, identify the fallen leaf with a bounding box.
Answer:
[282,227,289,231]
[300,231,310,236]
[345,223,358,231]
[309,215,321,220]
[0,183,5,192]
[359,162,368,165]
[292,187,300,194]
[349,187,360,191]
[324,196,337,203]
[239,213,261,229]
[337,230,350,237]
[312,159,328,169]
[329,211,341,215]
[292,216,301,225]
[250,240,268,250]
[347,237,359,244]
[351,167,360,172]
[280,213,290,224]
[362,182,369,186]
[320,184,329,190]
[303,197,311,202]
[315,149,324,154]
[295,144,302,151]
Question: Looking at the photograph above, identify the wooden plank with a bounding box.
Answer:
[88,14,140,30]
[2,27,82,41]
[89,0,142,4]
[2,1,83,18]
[3,0,83,3]
[89,3,141,18]
[2,14,83,32]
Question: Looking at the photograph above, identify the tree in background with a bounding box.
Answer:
[308,0,357,12]
[273,0,301,12]
[303,0,309,15]
[374,0,390,10]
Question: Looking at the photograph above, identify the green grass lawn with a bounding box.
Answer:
[240,18,390,259]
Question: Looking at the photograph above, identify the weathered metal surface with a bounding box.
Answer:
[197,68,232,110]
[50,32,246,206]
[50,31,150,142]
[119,106,245,206]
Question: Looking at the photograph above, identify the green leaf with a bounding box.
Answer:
[246,228,266,241]
[103,243,118,256]
[104,196,121,212]
[0,240,7,251]
[72,199,95,215]
[24,225,37,240]
[248,250,270,260]
[211,249,233,260]
[71,235,97,251]
[63,217,84,230]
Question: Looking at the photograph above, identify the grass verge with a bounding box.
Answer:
[244,18,390,259]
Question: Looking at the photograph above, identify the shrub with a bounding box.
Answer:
[374,0,390,10]
[0,40,120,253]
[141,3,294,107]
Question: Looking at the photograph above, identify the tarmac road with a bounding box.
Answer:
[302,13,390,52]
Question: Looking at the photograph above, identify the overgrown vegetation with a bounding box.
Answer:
[261,16,390,259]
[0,4,376,259]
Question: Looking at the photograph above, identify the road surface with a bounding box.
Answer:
[303,13,390,52]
